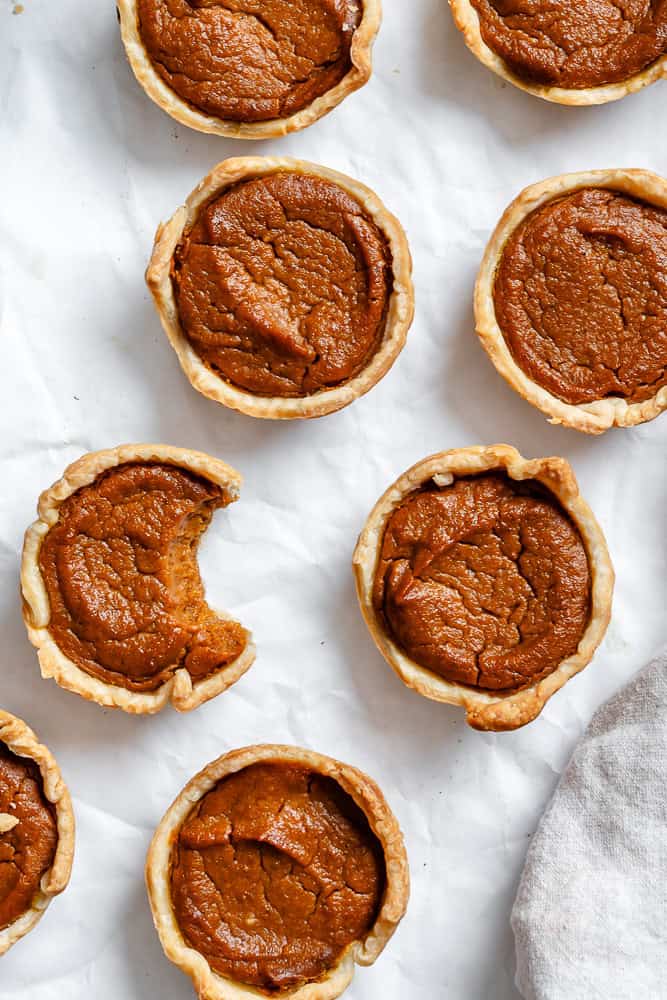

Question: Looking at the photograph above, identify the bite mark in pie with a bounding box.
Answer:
[21,445,255,714]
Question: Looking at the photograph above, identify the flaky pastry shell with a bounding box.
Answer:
[0,710,74,956]
[146,744,409,1000]
[353,445,614,732]
[449,0,667,106]
[146,156,414,420]
[118,0,382,138]
[21,444,255,715]
[475,169,667,434]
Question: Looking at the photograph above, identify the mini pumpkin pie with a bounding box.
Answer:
[21,444,255,715]
[0,710,74,956]
[146,744,409,999]
[353,445,614,731]
[118,0,381,138]
[449,0,667,105]
[147,157,414,420]
[475,170,667,434]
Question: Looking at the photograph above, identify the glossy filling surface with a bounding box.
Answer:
[470,0,667,89]
[172,171,392,398]
[171,762,385,992]
[39,462,246,693]
[0,743,57,931]
[373,473,591,691]
[494,188,667,406]
[136,0,362,123]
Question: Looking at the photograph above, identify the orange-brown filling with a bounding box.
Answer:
[38,462,246,693]
[494,188,667,406]
[171,762,385,992]
[172,171,392,398]
[373,473,591,691]
[0,743,57,931]
[471,0,667,89]
[137,0,362,123]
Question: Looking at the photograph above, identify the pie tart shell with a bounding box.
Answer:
[118,0,382,138]
[0,710,75,956]
[449,0,667,106]
[146,156,415,420]
[20,444,256,716]
[146,743,410,1000]
[475,169,667,434]
[353,445,614,732]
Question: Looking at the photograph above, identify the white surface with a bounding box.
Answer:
[0,2,665,998]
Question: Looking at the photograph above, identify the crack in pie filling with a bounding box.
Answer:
[354,447,614,731]
[475,171,667,432]
[494,188,667,407]
[171,763,385,992]
[373,473,591,692]
[21,446,254,713]
[0,745,57,933]
[470,0,667,90]
[136,0,362,124]
[147,158,414,419]
[146,746,409,999]
[172,171,391,398]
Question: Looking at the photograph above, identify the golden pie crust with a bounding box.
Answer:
[0,710,74,956]
[146,156,414,420]
[20,444,255,715]
[118,0,381,138]
[449,0,667,105]
[353,445,614,732]
[146,744,409,1000]
[475,169,667,434]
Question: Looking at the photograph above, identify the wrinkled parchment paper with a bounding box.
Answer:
[1,3,666,997]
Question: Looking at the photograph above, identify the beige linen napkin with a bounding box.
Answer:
[512,649,667,1000]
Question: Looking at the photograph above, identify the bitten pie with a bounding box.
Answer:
[118,0,381,138]
[475,170,667,434]
[146,744,409,999]
[0,710,74,956]
[21,444,255,715]
[147,156,414,420]
[449,0,667,105]
[353,446,614,731]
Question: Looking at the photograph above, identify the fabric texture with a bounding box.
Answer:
[512,649,667,1000]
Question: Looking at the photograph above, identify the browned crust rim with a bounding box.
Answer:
[352,445,615,732]
[146,156,414,420]
[20,444,256,715]
[474,169,667,434]
[449,0,667,106]
[0,710,75,955]
[118,0,382,137]
[145,744,410,1000]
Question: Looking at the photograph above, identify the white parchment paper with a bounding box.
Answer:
[1,3,666,998]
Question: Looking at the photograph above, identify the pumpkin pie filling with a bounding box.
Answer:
[0,743,57,931]
[136,0,362,123]
[170,762,385,992]
[38,462,247,693]
[171,170,392,398]
[493,188,667,406]
[470,0,667,89]
[372,473,591,691]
